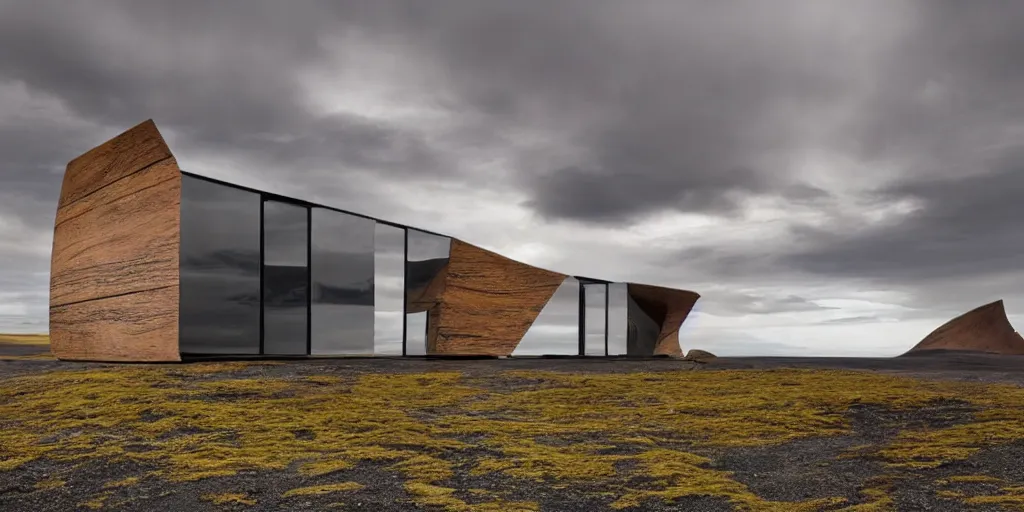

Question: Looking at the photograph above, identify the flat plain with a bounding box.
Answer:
[3,340,1024,511]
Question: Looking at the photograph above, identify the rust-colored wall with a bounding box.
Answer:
[627,283,700,357]
[905,300,1024,355]
[49,120,182,362]
[431,239,567,356]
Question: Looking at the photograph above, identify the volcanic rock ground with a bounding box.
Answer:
[3,340,1024,511]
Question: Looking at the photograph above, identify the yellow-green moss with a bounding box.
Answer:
[79,492,110,509]
[0,334,49,345]
[282,482,363,497]
[298,458,354,476]
[201,492,257,505]
[934,475,1024,508]
[946,475,1003,484]
[34,477,65,490]
[103,476,139,488]
[3,367,1024,510]
[403,482,539,511]
[0,353,54,360]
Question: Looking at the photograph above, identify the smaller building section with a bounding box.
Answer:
[49,120,701,362]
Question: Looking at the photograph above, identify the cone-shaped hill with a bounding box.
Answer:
[902,300,1024,356]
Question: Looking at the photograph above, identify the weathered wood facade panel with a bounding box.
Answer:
[50,285,180,362]
[49,119,182,362]
[59,120,173,208]
[50,162,181,306]
[627,283,700,357]
[432,239,567,356]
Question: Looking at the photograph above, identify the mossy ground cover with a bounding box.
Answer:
[1,363,1024,511]
[0,334,50,345]
[0,333,53,361]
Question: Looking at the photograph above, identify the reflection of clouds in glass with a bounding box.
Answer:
[374,223,405,354]
[405,230,451,355]
[179,178,260,258]
[263,307,307,355]
[374,311,403,355]
[514,277,580,356]
[312,208,375,254]
[406,311,427,356]
[407,229,451,262]
[312,305,375,354]
[263,201,308,266]
[311,208,375,354]
[584,284,606,356]
[263,200,308,355]
[607,283,629,355]
[179,176,261,355]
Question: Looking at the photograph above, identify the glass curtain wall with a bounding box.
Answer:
[583,283,608,356]
[627,292,661,356]
[179,175,638,359]
[606,283,629,355]
[262,200,309,355]
[404,229,452,356]
[513,277,581,356]
[310,208,375,355]
[179,175,262,354]
[373,223,405,355]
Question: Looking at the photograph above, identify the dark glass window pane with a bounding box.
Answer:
[607,283,629,355]
[373,224,405,355]
[584,283,607,356]
[263,200,308,355]
[310,208,375,355]
[513,277,580,356]
[404,229,451,356]
[179,175,261,354]
[627,292,661,356]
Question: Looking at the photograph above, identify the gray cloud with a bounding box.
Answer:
[782,165,1024,283]
[373,1,898,224]
[697,291,837,317]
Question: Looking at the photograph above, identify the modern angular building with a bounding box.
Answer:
[49,120,700,362]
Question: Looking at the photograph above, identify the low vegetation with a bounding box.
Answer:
[0,334,49,345]
[201,492,258,505]
[1,364,1024,510]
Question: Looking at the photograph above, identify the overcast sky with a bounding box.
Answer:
[3,1,1024,356]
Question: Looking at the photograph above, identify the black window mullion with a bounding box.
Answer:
[259,197,265,355]
[306,206,312,356]
[604,283,609,357]
[402,228,408,357]
[578,282,586,356]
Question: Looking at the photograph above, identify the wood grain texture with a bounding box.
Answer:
[59,119,172,208]
[49,120,181,362]
[50,159,181,307]
[905,300,1024,355]
[627,283,700,357]
[50,285,180,362]
[431,239,567,356]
